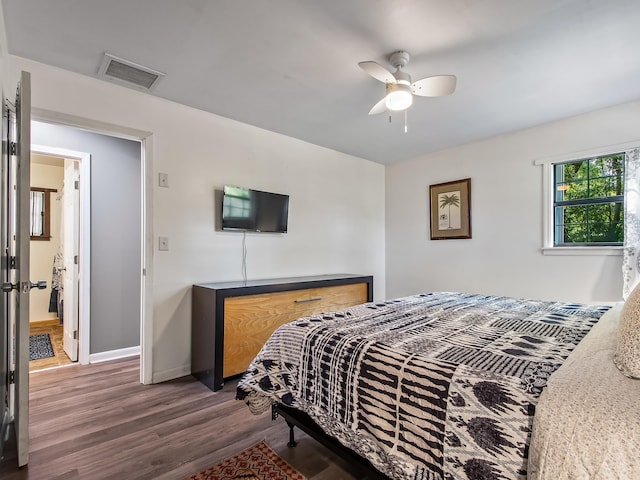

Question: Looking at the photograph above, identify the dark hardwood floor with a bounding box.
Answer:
[0,357,361,480]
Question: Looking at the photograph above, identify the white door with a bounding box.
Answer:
[1,71,33,466]
[62,159,79,361]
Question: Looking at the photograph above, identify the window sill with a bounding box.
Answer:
[541,246,623,256]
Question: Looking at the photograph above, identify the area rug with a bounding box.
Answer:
[29,333,54,361]
[187,440,307,480]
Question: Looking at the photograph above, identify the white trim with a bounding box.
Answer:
[539,148,630,254]
[31,144,88,161]
[541,162,553,248]
[534,140,640,166]
[32,108,150,141]
[141,136,154,385]
[28,363,76,373]
[79,158,91,364]
[542,246,623,256]
[31,144,91,365]
[89,346,140,364]
[31,108,153,384]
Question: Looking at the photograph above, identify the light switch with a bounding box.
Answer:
[158,236,169,251]
[159,172,169,188]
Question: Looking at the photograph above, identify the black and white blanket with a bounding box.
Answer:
[236,292,610,480]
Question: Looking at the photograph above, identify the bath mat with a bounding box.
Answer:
[29,333,55,361]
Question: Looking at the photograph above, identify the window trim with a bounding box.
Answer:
[536,141,640,255]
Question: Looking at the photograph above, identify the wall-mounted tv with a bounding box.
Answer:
[221,185,289,233]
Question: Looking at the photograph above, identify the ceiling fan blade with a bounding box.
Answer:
[368,97,387,115]
[411,75,457,97]
[358,61,396,84]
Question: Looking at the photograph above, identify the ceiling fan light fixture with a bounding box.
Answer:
[385,83,413,111]
[360,50,455,116]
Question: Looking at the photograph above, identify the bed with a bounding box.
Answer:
[528,302,640,479]
[236,292,614,479]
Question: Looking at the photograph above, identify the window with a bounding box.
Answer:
[553,153,624,246]
[30,187,57,241]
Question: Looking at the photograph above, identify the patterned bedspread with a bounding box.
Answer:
[236,292,610,480]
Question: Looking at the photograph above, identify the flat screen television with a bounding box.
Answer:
[221,185,289,233]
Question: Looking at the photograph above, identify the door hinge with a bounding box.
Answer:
[9,142,17,156]
[74,255,78,265]
[73,330,78,340]
[9,370,15,384]
[74,180,79,190]
[9,256,16,269]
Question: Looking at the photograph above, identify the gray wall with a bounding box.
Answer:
[31,121,141,353]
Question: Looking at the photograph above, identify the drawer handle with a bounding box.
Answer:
[295,296,323,303]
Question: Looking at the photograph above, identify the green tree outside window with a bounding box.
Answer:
[553,153,624,245]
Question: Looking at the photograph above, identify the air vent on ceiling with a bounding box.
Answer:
[98,53,165,91]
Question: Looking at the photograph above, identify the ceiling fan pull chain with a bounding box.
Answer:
[404,110,408,133]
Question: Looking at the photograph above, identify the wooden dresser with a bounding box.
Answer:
[191,274,373,391]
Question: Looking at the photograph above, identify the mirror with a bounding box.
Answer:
[30,187,57,240]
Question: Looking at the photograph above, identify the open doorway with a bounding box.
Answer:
[29,120,145,375]
[29,149,87,371]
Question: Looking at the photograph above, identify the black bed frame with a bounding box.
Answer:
[272,403,391,480]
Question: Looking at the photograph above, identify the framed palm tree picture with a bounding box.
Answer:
[429,178,471,240]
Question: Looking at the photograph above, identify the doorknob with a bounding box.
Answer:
[29,280,47,290]
[20,281,47,293]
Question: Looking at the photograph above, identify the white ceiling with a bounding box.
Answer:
[3,0,640,164]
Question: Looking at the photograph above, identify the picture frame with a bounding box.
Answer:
[429,178,471,240]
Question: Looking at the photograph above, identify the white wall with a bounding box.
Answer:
[386,100,640,304]
[29,157,63,322]
[7,56,386,382]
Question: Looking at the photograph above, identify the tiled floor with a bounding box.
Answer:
[29,320,74,372]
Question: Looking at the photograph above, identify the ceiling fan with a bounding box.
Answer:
[358,51,457,116]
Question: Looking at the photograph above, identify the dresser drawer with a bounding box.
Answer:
[223,282,368,377]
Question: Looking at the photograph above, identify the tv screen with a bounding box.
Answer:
[221,185,289,233]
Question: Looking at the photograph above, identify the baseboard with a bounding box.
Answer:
[87,349,190,384]
[151,364,191,384]
[89,346,140,364]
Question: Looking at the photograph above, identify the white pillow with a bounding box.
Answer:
[614,282,640,378]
